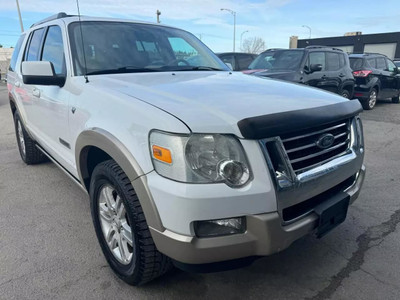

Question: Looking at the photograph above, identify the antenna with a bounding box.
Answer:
[76,0,89,83]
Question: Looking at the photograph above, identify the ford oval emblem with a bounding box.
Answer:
[316,134,335,149]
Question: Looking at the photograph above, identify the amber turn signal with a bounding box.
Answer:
[152,145,172,164]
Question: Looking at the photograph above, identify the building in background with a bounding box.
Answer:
[294,32,400,59]
[0,48,14,80]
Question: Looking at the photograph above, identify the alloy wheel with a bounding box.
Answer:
[17,120,26,156]
[98,184,134,265]
[369,90,377,108]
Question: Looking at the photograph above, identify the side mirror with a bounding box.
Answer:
[310,64,323,73]
[22,61,65,87]
[225,63,233,71]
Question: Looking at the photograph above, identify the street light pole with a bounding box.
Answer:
[240,30,249,51]
[221,8,236,52]
[156,10,161,23]
[16,0,24,32]
[302,25,311,39]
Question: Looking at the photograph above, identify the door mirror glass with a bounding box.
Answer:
[22,61,65,86]
[310,63,323,73]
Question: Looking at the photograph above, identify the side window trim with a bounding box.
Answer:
[40,25,67,75]
[22,27,47,63]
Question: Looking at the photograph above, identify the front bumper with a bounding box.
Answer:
[150,165,365,264]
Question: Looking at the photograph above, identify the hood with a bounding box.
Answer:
[88,71,348,137]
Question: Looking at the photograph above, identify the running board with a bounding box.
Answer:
[35,144,88,194]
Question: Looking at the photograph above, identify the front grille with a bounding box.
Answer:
[280,119,351,174]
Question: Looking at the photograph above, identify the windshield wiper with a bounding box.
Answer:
[86,66,160,75]
[186,66,225,71]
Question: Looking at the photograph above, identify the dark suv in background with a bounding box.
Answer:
[244,46,355,98]
[217,52,257,71]
[349,53,400,110]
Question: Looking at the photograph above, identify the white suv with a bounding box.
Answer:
[7,13,366,285]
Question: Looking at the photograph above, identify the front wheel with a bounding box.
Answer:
[360,88,377,110]
[89,160,172,285]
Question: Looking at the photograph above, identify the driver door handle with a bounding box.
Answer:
[339,73,345,77]
[15,81,21,87]
[32,88,41,98]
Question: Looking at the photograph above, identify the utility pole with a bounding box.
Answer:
[16,0,24,32]
[156,10,161,23]
[221,8,236,52]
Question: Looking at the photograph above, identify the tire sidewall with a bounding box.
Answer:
[89,165,140,282]
[14,112,27,162]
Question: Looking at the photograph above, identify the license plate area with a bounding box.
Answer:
[314,192,350,238]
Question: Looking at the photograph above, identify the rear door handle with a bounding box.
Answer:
[32,88,41,98]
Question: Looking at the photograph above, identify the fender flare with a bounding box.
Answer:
[75,128,164,231]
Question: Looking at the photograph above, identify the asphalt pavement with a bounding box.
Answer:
[1,82,400,299]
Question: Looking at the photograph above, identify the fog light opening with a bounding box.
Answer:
[194,217,246,238]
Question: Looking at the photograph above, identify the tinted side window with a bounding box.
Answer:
[26,28,45,61]
[9,34,26,71]
[326,52,340,71]
[309,52,326,71]
[41,26,65,75]
[386,59,396,72]
[376,57,386,70]
[237,55,254,70]
[367,58,376,68]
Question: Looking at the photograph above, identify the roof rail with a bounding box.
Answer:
[30,12,73,28]
[305,45,343,52]
[363,52,388,57]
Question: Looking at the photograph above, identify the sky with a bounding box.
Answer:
[1,0,400,52]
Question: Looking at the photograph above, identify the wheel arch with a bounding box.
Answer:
[75,128,164,231]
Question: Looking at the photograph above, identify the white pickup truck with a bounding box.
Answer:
[7,13,365,285]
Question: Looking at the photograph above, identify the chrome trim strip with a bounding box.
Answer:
[290,140,349,164]
[281,122,347,142]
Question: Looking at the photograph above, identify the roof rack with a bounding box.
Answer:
[30,12,74,28]
[363,52,388,57]
[305,45,343,52]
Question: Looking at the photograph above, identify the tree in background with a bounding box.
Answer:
[241,37,266,54]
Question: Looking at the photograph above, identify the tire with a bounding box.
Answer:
[392,94,400,104]
[89,160,172,285]
[360,88,377,110]
[14,111,47,164]
[341,89,351,99]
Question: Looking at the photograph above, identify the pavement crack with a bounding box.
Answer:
[306,208,400,300]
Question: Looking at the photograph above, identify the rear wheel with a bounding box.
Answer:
[361,88,377,110]
[392,94,400,103]
[14,111,47,164]
[90,160,172,285]
[341,89,350,99]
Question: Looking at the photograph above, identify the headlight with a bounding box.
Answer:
[149,131,252,187]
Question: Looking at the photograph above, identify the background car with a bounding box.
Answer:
[217,52,257,71]
[349,53,400,110]
[244,46,355,98]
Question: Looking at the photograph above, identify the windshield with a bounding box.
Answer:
[248,50,304,71]
[68,21,228,75]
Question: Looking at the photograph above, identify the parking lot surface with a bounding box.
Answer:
[1,82,400,299]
